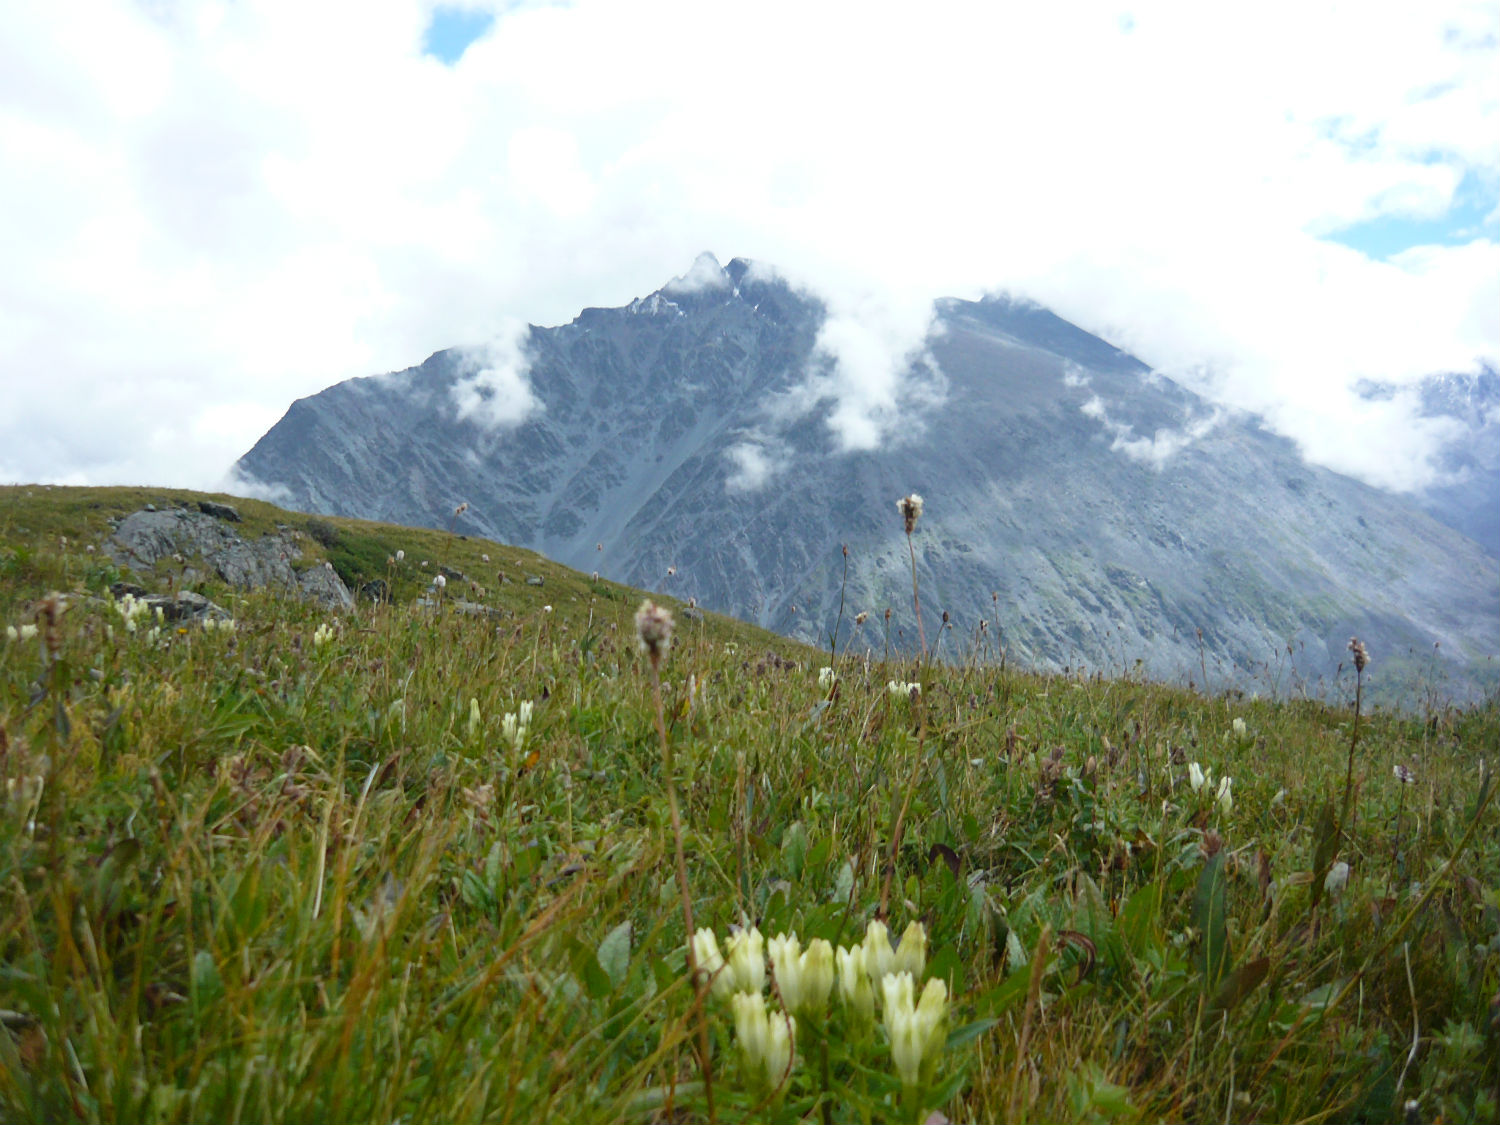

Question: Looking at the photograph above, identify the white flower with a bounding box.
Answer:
[1393,764,1416,785]
[896,493,925,535]
[769,934,835,1018]
[863,920,897,984]
[467,698,482,739]
[692,928,729,996]
[5,624,38,642]
[731,992,795,1088]
[892,920,928,978]
[434,574,446,590]
[818,666,837,688]
[312,623,335,648]
[395,550,405,561]
[835,943,875,1025]
[763,1007,795,1086]
[1188,762,1209,793]
[542,604,552,614]
[1231,717,1247,737]
[481,553,490,562]
[501,706,531,754]
[723,926,766,995]
[634,600,674,660]
[1215,776,1234,815]
[1325,861,1350,895]
[732,990,767,1064]
[887,681,920,698]
[881,972,947,1089]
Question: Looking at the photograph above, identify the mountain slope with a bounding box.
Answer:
[238,255,1500,702]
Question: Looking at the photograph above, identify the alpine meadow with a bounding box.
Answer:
[1,484,1496,1124]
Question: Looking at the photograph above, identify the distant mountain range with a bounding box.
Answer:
[237,254,1499,703]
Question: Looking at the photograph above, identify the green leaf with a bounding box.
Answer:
[1118,881,1163,955]
[582,955,612,1000]
[831,859,854,905]
[1207,956,1269,1016]
[783,820,808,879]
[1192,852,1230,989]
[191,949,223,1017]
[91,837,142,920]
[597,920,632,989]
[945,1017,999,1050]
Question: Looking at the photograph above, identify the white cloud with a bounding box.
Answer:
[0,0,1495,492]
[450,320,540,430]
[724,441,779,493]
[664,251,731,294]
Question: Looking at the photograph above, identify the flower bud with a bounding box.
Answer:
[892,920,927,978]
[863,920,896,985]
[723,926,765,995]
[692,928,728,996]
[1215,776,1234,816]
[835,943,875,1025]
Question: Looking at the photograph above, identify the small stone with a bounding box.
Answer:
[525,575,544,587]
[197,500,242,522]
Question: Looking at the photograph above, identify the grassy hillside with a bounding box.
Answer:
[1,485,1496,1123]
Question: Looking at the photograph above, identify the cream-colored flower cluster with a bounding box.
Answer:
[5,624,38,642]
[113,593,158,633]
[887,680,921,698]
[502,700,534,754]
[1187,761,1233,815]
[691,918,949,1092]
[312,622,336,648]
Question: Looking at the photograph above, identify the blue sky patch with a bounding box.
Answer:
[1327,170,1497,260]
[423,7,495,65]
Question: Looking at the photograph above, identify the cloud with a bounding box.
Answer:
[664,251,731,294]
[724,440,779,493]
[0,0,1495,494]
[450,320,540,430]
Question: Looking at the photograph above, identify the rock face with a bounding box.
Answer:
[1407,369,1500,556]
[109,508,354,610]
[237,255,1499,703]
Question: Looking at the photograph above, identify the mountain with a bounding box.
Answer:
[237,254,1500,703]
[1358,368,1500,557]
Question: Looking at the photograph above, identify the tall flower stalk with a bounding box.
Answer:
[636,600,714,1119]
[1339,637,1370,847]
[897,494,927,659]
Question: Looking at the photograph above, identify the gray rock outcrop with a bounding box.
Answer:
[109,508,353,610]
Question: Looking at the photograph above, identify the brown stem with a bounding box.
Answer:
[906,532,928,659]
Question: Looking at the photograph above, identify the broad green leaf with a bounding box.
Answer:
[597,920,632,988]
[1192,852,1230,989]
[1310,798,1338,914]
[945,1017,999,1050]
[1207,956,1269,1016]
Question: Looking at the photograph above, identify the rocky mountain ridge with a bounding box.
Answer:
[237,255,1499,703]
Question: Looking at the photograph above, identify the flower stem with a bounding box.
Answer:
[648,654,715,1121]
[906,531,928,660]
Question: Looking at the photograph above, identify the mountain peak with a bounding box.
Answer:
[662,251,730,296]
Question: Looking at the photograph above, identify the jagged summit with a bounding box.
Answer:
[237,259,1499,703]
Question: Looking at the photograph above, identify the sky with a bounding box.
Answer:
[1,0,1496,496]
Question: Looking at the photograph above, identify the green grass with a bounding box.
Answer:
[1,485,1496,1123]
